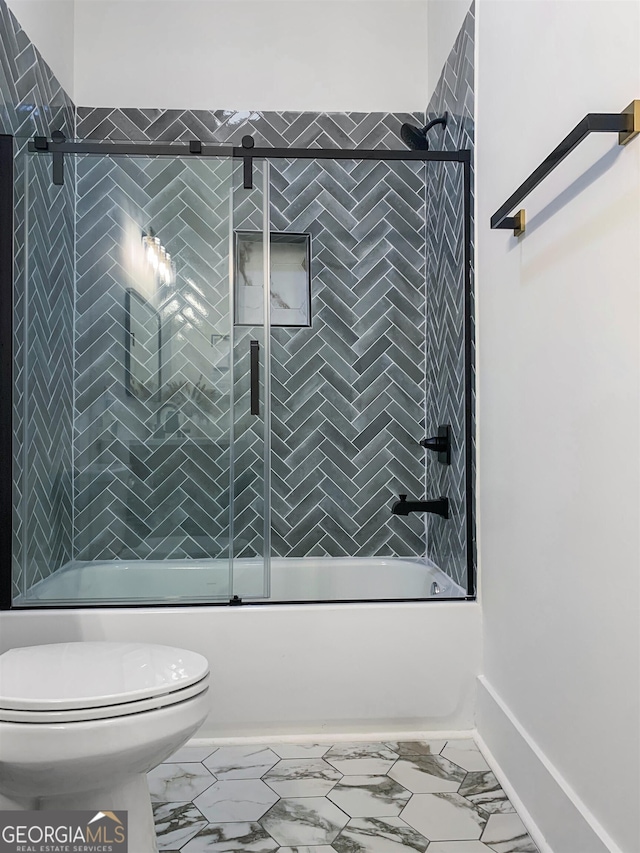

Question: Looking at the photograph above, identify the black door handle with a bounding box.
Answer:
[250,340,259,415]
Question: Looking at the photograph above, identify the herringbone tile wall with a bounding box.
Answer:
[76,109,420,152]
[240,158,429,558]
[74,155,236,560]
[75,110,431,560]
[1,0,75,598]
[425,3,476,588]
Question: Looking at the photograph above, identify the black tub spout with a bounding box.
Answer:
[391,494,449,519]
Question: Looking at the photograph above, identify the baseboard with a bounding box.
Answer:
[476,676,624,853]
[188,728,476,746]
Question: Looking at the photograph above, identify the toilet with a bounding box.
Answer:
[0,642,211,852]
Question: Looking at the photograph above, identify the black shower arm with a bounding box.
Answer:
[490,100,639,237]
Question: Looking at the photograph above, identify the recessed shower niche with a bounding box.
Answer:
[235,231,311,327]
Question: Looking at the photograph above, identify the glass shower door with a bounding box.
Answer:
[14,147,271,605]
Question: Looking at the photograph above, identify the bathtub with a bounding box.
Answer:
[16,556,464,605]
[4,556,478,738]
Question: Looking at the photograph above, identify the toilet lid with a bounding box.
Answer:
[0,642,210,711]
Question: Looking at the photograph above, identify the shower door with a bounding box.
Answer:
[14,147,271,605]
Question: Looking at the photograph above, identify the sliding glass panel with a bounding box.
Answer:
[13,148,271,605]
[265,157,467,600]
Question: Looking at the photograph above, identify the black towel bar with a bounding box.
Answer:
[491,100,639,236]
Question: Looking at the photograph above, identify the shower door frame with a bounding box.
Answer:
[0,135,475,608]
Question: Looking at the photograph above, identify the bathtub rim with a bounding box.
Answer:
[9,555,471,609]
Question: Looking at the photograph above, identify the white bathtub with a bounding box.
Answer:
[4,557,478,738]
[17,556,464,605]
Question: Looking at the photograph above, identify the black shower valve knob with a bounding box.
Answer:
[420,425,451,465]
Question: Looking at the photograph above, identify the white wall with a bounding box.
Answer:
[73,0,428,112]
[5,0,75,98]
[426,0,471,103]
[476,1,640,851]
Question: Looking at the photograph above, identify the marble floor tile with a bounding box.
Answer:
[204,746,280,780]
[388,754,466,793]
[152,802,208,851]
[401,792,488,840]
[164,745,219,763]
[277,848,335,853]
[268,744,330,759]
[153,738,537,853]
[327,775,411,817]
[332,816,429,853]
[323,742,399,775]
[427,843,494,853]
[441,739,490,772]
[263,758,342,797]
[385,739,447,756]
[481,813,539,852]
[180,820,279,852]
[193,779,279,822]
[148,762,217,803]
[261,797,349,846]
[459,771,516,815]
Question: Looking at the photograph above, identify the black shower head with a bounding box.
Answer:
[400,112,448,150]
[401,123,430,150]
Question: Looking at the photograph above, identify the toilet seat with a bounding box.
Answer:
[0,642,210,724]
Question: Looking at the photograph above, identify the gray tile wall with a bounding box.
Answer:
[425,3,476,587]
[73,155,235,560]
[74,109,430,559]
[1,0,75,597]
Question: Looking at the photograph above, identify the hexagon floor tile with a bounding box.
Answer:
[148,762,217,803]
[278,848,335,853]
[152,802,208,851]
[180,821,279,852]
[333,816,429,853]
[263,758,342,797]
[441,738,490,772]
[193,779,279,822]
[385,739,447,757]
[268,743,330,759]
[261,797,349,846]
[327,775,411,817]
[427,843,498,853]
[323,742,399,775]
[481,813,539,852]
[459,771,516,814]
[401,792,488,841]
[203,746,280,780]
[151,738,540,852]
[388,754,466,794]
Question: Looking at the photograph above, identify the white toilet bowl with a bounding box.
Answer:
[0,642,211,853]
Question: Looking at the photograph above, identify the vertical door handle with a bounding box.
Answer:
[250,340,259,415]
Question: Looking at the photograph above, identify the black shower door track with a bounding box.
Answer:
[0,135,475,608]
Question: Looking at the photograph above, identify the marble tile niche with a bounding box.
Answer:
[235,232,311,327]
